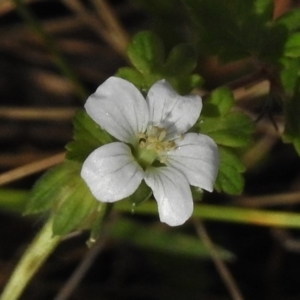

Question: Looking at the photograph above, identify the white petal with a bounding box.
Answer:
[85,77,149,144]
[144,167,193,226]
[146,80,202,139]
[81,142,144,202]
[165,133,219,192]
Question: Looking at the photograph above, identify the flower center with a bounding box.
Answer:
[135,126,176,168]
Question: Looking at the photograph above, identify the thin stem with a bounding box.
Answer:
[0,188,28,212]
[194,220,244,300]
[115,201,300,229]
[0,217,61,300]
[54,237,106,300]
[12,0,88,100]
[3,188,300,228]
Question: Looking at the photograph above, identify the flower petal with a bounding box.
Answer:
[144,167,193,226]
[81,142,144,202]
[165,133,219,192]
[146,79,202,139]
[85,77,149,144]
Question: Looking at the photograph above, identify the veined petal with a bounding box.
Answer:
[85,77,149,144]
[81,142,144,202]
[144,167,193,226]
[146,80,202,139]
[165,133,219,192]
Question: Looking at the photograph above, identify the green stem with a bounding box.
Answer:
[12,0,88,100]
[116,201,300,229]
[0,189,28,213]
[0,217,61,300]
[3,188,300,229]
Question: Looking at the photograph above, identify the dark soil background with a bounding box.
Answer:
[1,1,300,299]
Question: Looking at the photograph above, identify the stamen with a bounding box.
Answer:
[137,126,176,166]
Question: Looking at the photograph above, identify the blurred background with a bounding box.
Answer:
[1,0,300,299]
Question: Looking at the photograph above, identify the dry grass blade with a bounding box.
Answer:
[234,191,300,207]
[61,0,128,58]
[0,152,65,186]
[91,0,129,54]
[0,107,76,121]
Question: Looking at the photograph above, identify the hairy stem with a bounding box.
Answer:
[0,217,61,300]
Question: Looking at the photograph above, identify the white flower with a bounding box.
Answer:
[81,77,219,226]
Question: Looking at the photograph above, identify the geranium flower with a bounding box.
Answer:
[81,77,219,226]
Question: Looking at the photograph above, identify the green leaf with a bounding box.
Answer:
[185,0,286,63]
[185,0,244,61]
[26,160,99,236]
[280,57,300,94]
[116,67,162,93]
[52,173,98,236]
[108,218,234,260]
[294,139,300,154]
[66,110,113,162]
[253,0,274,20]
[276,8,300,32]
[200,88,254,148]
[117,31,202,94]
[164,44,198,75]
[167,74,203,95]
[215,147,245,194]
[197,87,252,194]
[283,86,300,155]
[115,67,147,91]
[202,87,234,116]
[26,162,81,215]
[201,112,254,147]
[127,31,165,74]
[284,32,300,58]
[259,24,287,63]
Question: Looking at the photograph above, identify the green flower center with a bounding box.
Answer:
[135,126,176,168]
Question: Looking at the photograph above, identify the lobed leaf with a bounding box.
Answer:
[280,57,300,94]
[164,44,198,76]
[276,8,300,32]
[202,87,234,116]
[117,31,202,94]
[284,32,300,58]
[66,111,113,162]
[200,87,254,148]
[201,112,254,148]
[214,147,245,195]
[127,31,165,74]
[116,67,148,91]
[199,87,253,194]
